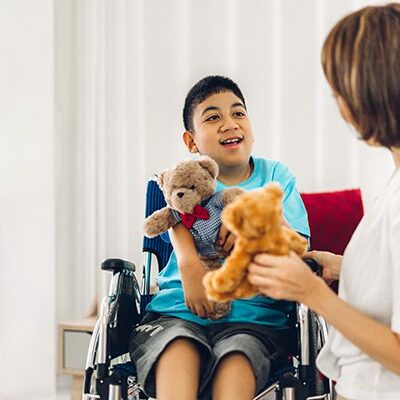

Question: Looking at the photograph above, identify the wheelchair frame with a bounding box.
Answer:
[82,177,335,400]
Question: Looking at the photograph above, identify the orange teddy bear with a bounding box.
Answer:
[203,183,308,301]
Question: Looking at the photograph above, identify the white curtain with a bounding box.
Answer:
[2,1,56,398]
[55,0,393,320]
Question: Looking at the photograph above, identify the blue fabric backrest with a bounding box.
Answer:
[142,177,173,272]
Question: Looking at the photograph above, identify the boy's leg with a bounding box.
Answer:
[211,352,256,400]
[130,314,213,399]
[207,325,292,399]
[155,338,201,400]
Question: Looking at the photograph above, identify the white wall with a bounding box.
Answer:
[139,0,393,204]
[0,0,56,399]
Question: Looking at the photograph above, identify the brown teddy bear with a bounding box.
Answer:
[143,156,243,319]
[203,183,308,301]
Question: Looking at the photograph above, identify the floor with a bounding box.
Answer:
[51,376,277,400]
[29,392,70,400]
[52,388,276,400]
[56,391,70,400]
[54,376,73,400]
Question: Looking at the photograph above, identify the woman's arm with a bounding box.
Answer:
[312,278,400,375]
[169,223,214,318]
[247,252,400,375]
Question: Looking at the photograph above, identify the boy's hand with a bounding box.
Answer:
[169,222,215,318]
[180,263,215,318]
[217,223,236,256]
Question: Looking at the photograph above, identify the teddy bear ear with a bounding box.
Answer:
[223,203,243,231]
[265,182,283,198]
[197,156,219,179]
[232,207,243,230]
[157,172,166,189]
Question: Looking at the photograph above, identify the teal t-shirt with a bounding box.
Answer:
[146,156,310,328]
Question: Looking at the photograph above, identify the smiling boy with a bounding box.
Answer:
[129,76,309,400]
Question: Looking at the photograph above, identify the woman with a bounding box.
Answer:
[247,4,400,400]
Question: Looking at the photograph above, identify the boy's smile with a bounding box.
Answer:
[183,91,254,174]
[220,134,243,149]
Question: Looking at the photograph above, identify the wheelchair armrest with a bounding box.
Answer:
[303,258,321,275]
[101,258,136,274]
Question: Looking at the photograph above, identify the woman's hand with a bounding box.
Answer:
[303,250,343,282]
[217,223,236,257]
[170,223,215,318]
[247,251,325,306]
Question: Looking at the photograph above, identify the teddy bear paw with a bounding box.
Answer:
[211,272,239,293]
[208,302,231,320]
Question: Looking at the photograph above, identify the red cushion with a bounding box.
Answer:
[300,189,364,255]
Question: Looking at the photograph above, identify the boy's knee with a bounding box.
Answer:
[158,337,201,364]
[217,351,253,369]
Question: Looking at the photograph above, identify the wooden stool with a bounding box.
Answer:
[58,317,96,400]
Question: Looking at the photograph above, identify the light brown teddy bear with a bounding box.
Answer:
[203,183,308,301]
[143,156,243,319]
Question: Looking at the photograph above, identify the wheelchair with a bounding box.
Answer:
[83,179,365,400]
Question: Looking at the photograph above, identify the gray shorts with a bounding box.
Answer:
[129,313,293,399]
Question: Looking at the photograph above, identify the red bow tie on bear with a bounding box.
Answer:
[180,205,209,229]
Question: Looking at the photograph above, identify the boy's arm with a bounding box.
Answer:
[169,222,215,319]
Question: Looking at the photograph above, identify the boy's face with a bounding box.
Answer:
[183,91,254,170]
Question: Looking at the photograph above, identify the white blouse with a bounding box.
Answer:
[317,169,400,400]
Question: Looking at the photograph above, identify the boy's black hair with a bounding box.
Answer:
[183,75,247,131]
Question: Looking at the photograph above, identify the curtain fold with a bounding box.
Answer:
[70,0,148,315]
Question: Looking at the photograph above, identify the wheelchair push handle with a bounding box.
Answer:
[101,258,136,274]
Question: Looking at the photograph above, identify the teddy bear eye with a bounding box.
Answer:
[190,185,195,190]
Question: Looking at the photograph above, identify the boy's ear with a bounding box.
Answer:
[183,131,198,153]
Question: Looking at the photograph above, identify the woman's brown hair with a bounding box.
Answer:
[322,3,400,147]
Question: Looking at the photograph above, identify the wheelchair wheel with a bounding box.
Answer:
[308,310,327,395]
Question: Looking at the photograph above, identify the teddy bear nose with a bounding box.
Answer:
[177,192,185,198]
